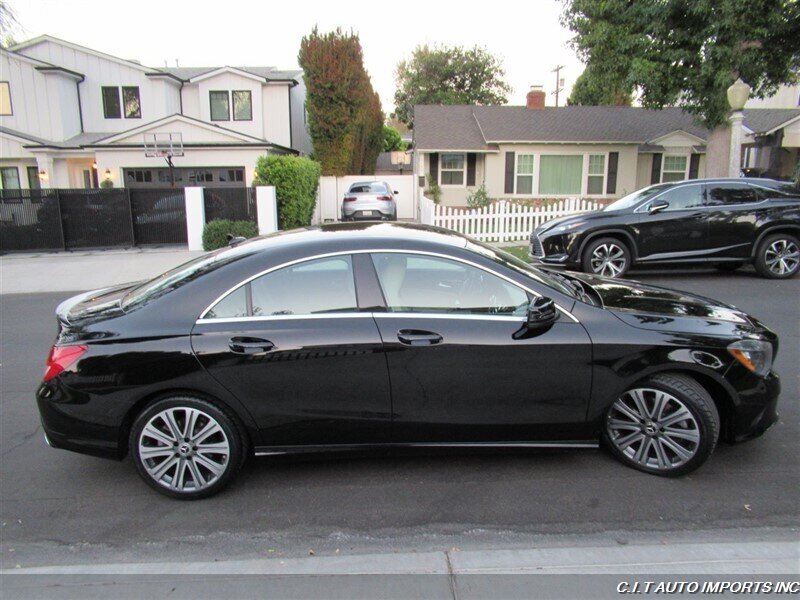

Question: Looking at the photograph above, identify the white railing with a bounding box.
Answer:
[420,198,603,243]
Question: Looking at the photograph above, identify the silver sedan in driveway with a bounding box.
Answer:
[341,181,398,221]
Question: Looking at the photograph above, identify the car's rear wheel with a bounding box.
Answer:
[582,237,631,278]
[754,233,800,279]
[130,396,245,499]
[603,374,719,477]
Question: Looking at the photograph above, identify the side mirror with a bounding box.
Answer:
[227,234,247,247]
[649,200,669,214]
[393,190,399,195]
[526,296,558,332]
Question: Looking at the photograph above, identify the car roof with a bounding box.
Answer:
[209,222,469,261]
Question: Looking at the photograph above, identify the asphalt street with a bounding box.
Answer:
[1,266,798,570]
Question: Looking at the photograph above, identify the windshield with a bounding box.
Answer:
[465,239,578,299]
[603,183,672,212]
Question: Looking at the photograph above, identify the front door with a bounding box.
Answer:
[368,252,593,443]
[191,255,391,446]
[636,183,710,260]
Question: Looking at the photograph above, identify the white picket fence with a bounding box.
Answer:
[418,197,603,243]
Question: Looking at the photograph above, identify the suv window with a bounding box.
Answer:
[371,253,529,316]
[349,182,388,194]
[705,183,759,205]
[205,256,358,318]
[650,184,705,210]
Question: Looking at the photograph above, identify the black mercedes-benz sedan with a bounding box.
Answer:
[37,223,780,499]
[530,178,800,279]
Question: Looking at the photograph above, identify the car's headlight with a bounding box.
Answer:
[727,339,773,377]
[554,222,581,232]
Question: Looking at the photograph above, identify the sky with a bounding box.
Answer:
[8,0,584,114]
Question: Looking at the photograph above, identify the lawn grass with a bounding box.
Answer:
[497,244,532,263]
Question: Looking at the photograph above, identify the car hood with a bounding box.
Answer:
[565,272,769,336]
[534,210,617,236]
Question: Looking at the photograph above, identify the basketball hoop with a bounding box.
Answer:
[144,132,185,188]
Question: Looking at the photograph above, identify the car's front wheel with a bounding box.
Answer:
[130,396,246,499]
[582,237,631,278]
[603,373,720,477]
[754,233,800,279]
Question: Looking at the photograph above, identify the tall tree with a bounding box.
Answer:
[298,28,384,175]
[568,63,632,106]
[394,45,511,128]
[562,0,800,126]
[0,1,21,47]
[382,125,407,152]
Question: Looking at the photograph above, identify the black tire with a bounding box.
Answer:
[129,396,246,500]
[581,237,631,278]
[754,233,800,279]
[714,262,744,272]
[602,373,720,477]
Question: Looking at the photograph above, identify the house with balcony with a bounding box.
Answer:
[0,35,311,193]
[413,86,800,207]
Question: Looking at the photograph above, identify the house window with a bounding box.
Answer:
[440,153,465,186]
[0,82,12,115]
[232,90,252,121]
[515,154,534,194]
[122,87,141,118]
[662,155,688,182]
[587,154,606,195]
[102,86,121,119]
[538,155,583,195]
[27,166,41,190]
[210,91,230,121]
[0,166,21,189]
[218,169,244,182]
[126,169,153,184]
[189,170,213,184]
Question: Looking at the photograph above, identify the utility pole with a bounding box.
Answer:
[552,65,565,107]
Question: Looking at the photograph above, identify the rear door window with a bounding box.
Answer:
[705,183,759,206]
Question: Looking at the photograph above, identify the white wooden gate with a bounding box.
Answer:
[314,175,415,223]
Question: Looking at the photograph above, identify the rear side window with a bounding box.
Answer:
[204,256,358,318]
[705,183,759,205]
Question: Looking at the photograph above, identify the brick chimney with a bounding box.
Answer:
[526,85,546,109]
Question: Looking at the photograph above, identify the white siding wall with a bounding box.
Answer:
[0,51,80,143]
[17,40,178,133]
[181,72,264,139]
[263,84,291,148]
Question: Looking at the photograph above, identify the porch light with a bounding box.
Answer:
[103,169,112,180]
[92,162,98,170]
[38,170,48,181]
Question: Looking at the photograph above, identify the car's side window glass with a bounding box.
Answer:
[205,286,248,319]
[205,256,358,318]
[371,253,529,316]
[654,185,705,210]
[251,256,357,316]
[705,183,759,205]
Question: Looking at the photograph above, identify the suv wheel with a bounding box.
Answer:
[603,374,719,477]
[582,237,631,278]
[130,396,246,499]
[754,233,800,279]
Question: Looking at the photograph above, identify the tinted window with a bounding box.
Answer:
[652,184,704,210]
[250,256,357,316]
[371,253,529,316]
[122,87,141,118]
[102,86,121,119]
[349,182,388,194]
[705,183,759,205]
[205,286,248,319]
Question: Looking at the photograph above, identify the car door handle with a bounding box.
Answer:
[228,337,275,354]
[397,329,443,346]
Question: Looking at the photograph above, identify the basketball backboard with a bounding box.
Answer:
[144,132,185,158]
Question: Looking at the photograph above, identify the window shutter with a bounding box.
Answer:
[688,153,700,179]
[606,152,619,194]
[650,153,662,184]
[429,153,439,185]
[504,152,515,194]
[466,153,477,186]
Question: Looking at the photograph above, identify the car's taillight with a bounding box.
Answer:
[343,196,357,202]
[377,195,393,201]
[43,345,87,382]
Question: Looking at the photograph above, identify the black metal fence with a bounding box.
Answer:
[204,187,257,223]
[1,187,255,253]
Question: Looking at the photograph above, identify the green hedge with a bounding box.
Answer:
[202,219,259,251]
[254,154,321,229]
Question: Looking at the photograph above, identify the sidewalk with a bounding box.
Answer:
[0,247,204,295]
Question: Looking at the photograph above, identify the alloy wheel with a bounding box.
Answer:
[590,243,627,277]
[138,407,230,492]
[606,388,700,470]
[764,239,799,276]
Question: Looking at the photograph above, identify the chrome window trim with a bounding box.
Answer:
[196,313,375,325]
[634,181,772,213]
[373,312,527,322]
[197,249,579,323]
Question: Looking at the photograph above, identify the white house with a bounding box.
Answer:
[0,35,311,192]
